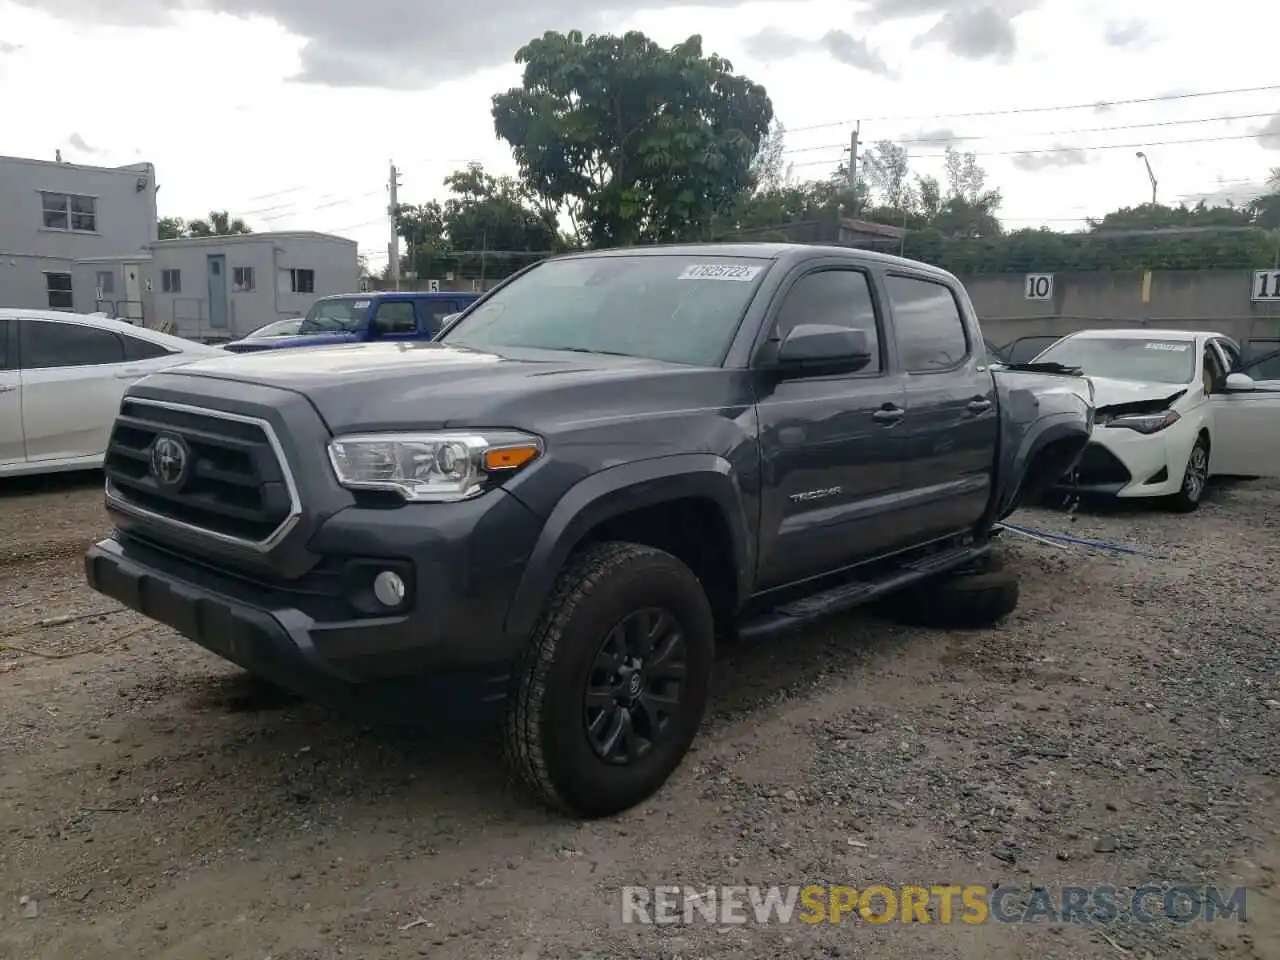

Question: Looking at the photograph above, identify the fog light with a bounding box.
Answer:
[372,570,406,607]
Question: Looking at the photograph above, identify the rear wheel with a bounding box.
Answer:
[1166,437,1209,513]
[504,542,715,818]
[882,554,1020,629]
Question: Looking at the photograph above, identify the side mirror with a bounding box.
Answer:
[775,324,872,378]
[1225,372,1256,392]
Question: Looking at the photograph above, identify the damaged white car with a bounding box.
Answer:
[1030,328,1280,511]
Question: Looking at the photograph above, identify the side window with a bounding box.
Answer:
[772,269,881,373]
[372,301,416,334]
[420,301,458,337]
[885,275,970,373]
[0,319,10,370]
[122,335,176,361]
[23,320,125,369]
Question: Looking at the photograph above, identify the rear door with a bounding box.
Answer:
[18,318,128,463]
[754,262,909,588]
[0,318,22,466]
[416,297,462,338]
[882,271,998,543]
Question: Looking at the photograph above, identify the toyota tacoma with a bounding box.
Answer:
[84,243,1094,818]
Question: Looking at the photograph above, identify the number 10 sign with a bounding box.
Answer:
[1024,273,1054,300]
[1253,270,1280,301]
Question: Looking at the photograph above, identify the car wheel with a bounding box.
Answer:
[1167,437,1209,513]
[504,541,715,818]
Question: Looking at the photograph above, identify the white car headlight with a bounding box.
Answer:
[327,431,542,502]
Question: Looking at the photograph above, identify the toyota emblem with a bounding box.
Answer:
[149,434,189,488]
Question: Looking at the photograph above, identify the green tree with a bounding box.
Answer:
[859,140,913,209]
[492,29,773,246]
[750,119,788,194]
[158,216,185,240]
[1087,201,1253,232]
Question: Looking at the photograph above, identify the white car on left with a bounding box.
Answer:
[0,309,225,478]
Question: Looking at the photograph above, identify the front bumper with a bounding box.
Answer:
[86,489,544,715]
[1057,424,1190,497]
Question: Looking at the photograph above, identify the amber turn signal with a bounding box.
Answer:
[483,444,540,471]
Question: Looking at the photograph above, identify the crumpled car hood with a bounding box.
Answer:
[1088,375,1188,413]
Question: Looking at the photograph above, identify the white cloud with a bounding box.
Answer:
[0,0,1275,262]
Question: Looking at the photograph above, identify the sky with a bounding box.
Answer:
[2,0,1277,273]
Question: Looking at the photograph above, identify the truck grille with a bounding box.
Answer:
[103,398,300,549]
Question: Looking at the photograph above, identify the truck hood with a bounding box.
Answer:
[1087,375,1189,410]
[222,332,357,353]
[167,340,700,434]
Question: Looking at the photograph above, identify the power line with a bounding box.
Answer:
[786,131,1271,168]
[785,82,1280,134]
[782,111,1279,155]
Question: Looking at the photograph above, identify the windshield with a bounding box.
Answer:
[1033,336,1196,384]
[297,297,371,334]
[439,255,771,366]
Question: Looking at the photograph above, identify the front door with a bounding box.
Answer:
[754,264,909,589]
[1209,338,1280,477]
[121,263,142,320]
[882,271,998,544]
[207,255,228,329]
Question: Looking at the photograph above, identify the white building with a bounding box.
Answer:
[132,232,358,340]
[0,154,157,313]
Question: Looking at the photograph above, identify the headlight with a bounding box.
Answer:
[1101,409,1180,434]
[327,430,542,502]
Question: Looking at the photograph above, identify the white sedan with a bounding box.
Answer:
[0,309,225,478]
[1032,328,1280,510]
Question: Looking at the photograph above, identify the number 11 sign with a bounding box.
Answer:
[1253,270,1280,301]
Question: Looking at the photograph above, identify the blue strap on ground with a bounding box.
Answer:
[996,521,1165,559]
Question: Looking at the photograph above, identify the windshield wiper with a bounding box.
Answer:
[554,346,638,358]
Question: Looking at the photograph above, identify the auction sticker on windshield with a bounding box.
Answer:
[1144,342,1190,351]
[352,300,371,309]
[679,264,763,282]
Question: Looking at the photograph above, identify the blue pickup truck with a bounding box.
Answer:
[222,291,481,353]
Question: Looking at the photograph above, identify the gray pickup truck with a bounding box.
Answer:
[84,243,1093,818]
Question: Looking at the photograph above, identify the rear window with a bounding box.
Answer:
[439,255,771,366]
[298,297,371,334]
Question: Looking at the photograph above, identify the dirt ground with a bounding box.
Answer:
[1,472,1277,960]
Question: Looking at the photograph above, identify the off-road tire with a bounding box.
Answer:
[884,554,1019,629]
[1166,437,1209,513]
[503,541,715,818]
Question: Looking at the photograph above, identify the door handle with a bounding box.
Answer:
[0,384,15,394]
[873,405,905,425]
[967,397,993,414]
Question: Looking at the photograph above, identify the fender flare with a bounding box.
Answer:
[991,413,1091,520]
[503,454,755,641]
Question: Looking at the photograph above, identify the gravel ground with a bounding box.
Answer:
[1,471,1277,960]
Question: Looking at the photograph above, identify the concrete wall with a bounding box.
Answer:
[966,269,1280,349]
[144,232,358,339]
[0,155,156,311]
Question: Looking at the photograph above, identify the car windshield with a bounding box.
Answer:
[438,255,772,366]
[1033,336,1197,384]
[297,297,371,334]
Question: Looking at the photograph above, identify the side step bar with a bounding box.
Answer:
[736,542,990,642]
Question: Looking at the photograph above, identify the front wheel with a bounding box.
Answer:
[504,542,715,818]
[1166,437,1209,513]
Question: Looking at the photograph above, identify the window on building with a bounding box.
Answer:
[884,275,970,373]
[41,192,97,232]
[95,271,115,296]
[771,268,882,374]
[161,269,181,293]
[233,266,256,292]
[288,268,315,294]
[23,319,124,368]
[45,272,73,310]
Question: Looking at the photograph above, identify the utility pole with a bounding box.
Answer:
[387,160,402,291]
[848,121,860,190]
